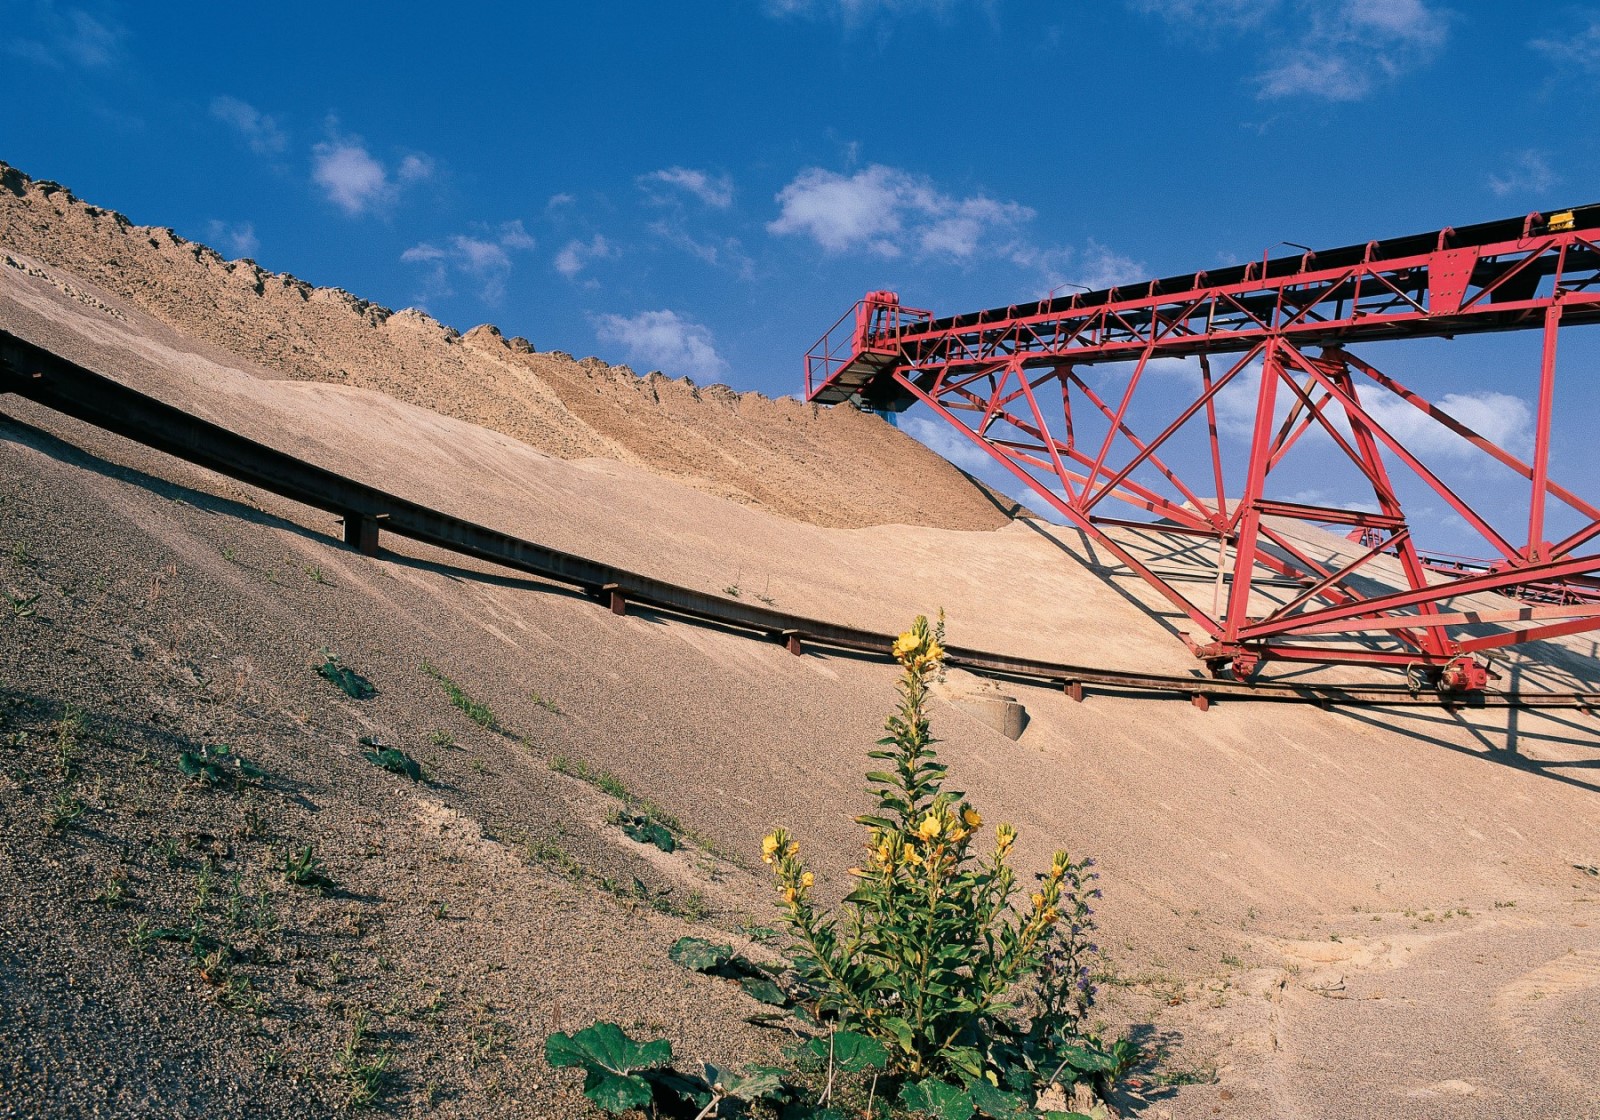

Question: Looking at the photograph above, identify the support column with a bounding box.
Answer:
[343,514,379,557]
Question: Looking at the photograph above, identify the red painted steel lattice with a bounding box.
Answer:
[804,206,1600,686]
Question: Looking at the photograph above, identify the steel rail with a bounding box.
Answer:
[4,329,1597,712]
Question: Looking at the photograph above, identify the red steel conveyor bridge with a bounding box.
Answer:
[805,205,1600,689]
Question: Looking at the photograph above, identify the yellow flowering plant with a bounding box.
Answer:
[763,615,1074,1085]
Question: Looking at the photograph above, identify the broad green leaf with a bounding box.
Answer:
[583,1072,655,1114]
[544,1022,671,1076]
[967,1078,1030,1119]
[802,1029,889,1073]
[668,936,734,973]
[898,1078,975,1120]
[736,975,788,1006]
[702,1062,786,1102]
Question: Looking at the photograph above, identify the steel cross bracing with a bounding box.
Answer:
[804,206,1600,687]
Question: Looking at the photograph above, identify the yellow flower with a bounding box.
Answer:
[783,886,798,904]
[1030,891,1046,910]
[892,631,921,662]
[800,872,814,889]
[1050,854,1069,880]
[875,840,894,865]
[786,841,800,857]
[917,813,942,841]
[996,823,1016,855]
[903,844,923,867]
[962,807,982,829]
[761,834,779,864]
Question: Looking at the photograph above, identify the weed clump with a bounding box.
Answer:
[317,652,376,700]
[421,661,494,728]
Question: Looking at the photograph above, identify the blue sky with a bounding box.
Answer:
[4,0,1599,554]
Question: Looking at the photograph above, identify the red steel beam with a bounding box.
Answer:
[804,206,1600,685]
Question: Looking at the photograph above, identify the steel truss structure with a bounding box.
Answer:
[805,206,1600,686]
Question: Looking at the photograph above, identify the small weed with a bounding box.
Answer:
[723,584,742,597]
[218,974,266,1015]
[304,565,330,585]
[470,1019,512,1067]
[529,692,562,715]
[128,918,158,952]
[10,541,33,567]
[432,901,449,920]
[360,739,423,782]
[469,757,487,774]
[45,791,86,832]
[95,876,130,909]
[220,545,238,563]
[421,662,495,728]
[53,707,84,780]
[252,887,281,933]
[177,743,263,788]
[317,652,376,700]
[1219,953,1243,968]
[156,836,184,868]
[283,845,335,892]
[337,1010,391,1107]
[427,729,455,748]
[677,890,711,922]
[4,590,37,618]
[525,838,583,880]
[1495,899,1517,908]
[1150,1062,1219,1088]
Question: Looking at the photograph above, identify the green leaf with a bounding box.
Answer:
[803,1030,888,1073]
[617,814,676,852]
[544,1022,672,1076]
[702,1062,787,1102]
[583,1072,655,1115]
[317,656,376,699]
[362,747,422,782]
[898,1079,975,1120]
[737,975,789,1006]
[668,936,734,973]
[967,1078,1030,1119]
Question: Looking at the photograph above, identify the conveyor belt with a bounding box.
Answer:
[5,329,1597,712]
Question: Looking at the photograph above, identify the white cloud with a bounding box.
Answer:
[1149,356,1532,464]
[311,128,434,216]
[1531,12,1600,72]
[648,220,757,279]
[640,167,734,208]
[901,416,996,474]
[6,6,124,68]
[1361,390,1533,461]
[554,234,620,278]
[593,310,729,379]
[769,163,1031,259]
[1486,150,1559,198]
[1133,0,1448,102]
[1257,0,1449,101]
[312,140,389,215]
[210,96,287,156]
[401,221,535,303]
[204,220,260,260]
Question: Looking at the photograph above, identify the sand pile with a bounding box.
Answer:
[0,161,1022,532]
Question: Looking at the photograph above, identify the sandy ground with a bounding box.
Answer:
[2,167,1600,1119]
